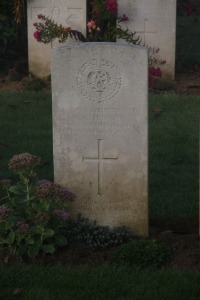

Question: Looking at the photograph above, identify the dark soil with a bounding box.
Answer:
[3,230,199,271]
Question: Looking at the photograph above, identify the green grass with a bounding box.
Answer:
[0,92,199,228]
[0,91,53,180]
[149,94,200,225]
[0,265,200,300]
[176,15,200,66]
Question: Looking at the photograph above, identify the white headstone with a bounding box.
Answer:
[27,0,86,77]
[118,0,177,80]
[52,43,148,236]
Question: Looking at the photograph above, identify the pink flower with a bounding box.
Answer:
[87,20,95,28]
[104,0,118,15]
[33,31,42,42]
[121,14,129,22]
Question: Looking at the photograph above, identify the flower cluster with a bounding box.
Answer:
[33,30,42,42]
[56,186,76,202]
[0,179,12,188]
[0,205,12,220]
[87,20,100,33]
[36,182,56,199]
[16,221,29,235]
[34,212,50,225]
[8,153,41,171]
[149,67,162,87]
[53,209,70,221]
[36,180,76,201]
[104,0,118,15]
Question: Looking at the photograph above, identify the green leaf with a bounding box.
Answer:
[55,235,67,246]
[31,202,42,211]
[28,245,40,257]
[8,185,25,196]
[42,244,55,254]
[31,225,43,235]
[6,231,15,244]
[25,237,34,245]
[42,229,54,240]
[0,223,7,234]
[0,238,6,244]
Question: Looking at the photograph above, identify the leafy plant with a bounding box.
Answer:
[25,78,46,91]
[65,215,132,250]
[154,80,175,92]
[33,1,165,81]
[0,153,76,260]
[9,70,23,82]
[112,239,171,268]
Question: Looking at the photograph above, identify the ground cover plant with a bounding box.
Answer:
[112,239,171,268]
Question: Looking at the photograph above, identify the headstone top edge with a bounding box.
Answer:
[51,42,148,53]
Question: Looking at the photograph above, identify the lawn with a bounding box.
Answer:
[176,15,200,67]
[1,265,200,300]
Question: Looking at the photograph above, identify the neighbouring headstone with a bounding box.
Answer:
[27,0,86,77]
[118,0,177,80]
[52,43,148,236]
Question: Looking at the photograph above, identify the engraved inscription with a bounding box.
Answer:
[83,139,118,196]
[77,59,121,103]
[56,107,135,136]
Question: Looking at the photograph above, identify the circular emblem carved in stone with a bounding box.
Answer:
[77,59,121,103]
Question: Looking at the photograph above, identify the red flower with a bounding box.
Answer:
[33,31,42,42]
[155,68,162,77]
[104,0,118,15]
[149,67,162,87]
[149,67,156,76]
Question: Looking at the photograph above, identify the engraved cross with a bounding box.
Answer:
[83,139,118,196]
[136,19,157,44]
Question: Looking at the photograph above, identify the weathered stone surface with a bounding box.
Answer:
[52,43,148,236]
[118,0,177,80]
[27,0,86,77]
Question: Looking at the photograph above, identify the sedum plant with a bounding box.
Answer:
[0,153,76,260]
